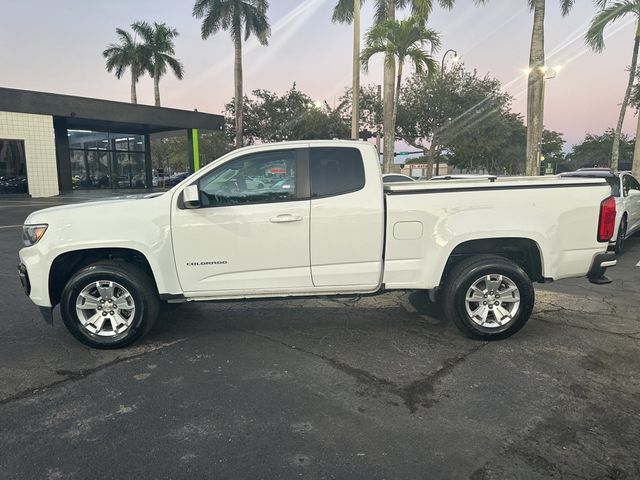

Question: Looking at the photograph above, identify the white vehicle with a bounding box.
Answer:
[560,170,640,253]
[382,173,416,183]
[18,141,617,349]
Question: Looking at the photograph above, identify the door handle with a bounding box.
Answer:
[270,214,303,223]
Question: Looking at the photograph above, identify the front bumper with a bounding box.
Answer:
[587,252,617,285]
[17,263,30,296]
[17,262,53,324]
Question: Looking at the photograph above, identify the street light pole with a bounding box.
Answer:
[434,49,458,176]
[441,49,458,75]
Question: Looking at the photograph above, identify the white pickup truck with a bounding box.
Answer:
[18,140,617,348]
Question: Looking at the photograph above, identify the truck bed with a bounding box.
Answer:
[382,175,612,290]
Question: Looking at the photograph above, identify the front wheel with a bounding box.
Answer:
[442,255,534,340]
[60,261,159,349]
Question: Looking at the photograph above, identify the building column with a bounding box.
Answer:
[187,128,200,173]
[53,117,72,193]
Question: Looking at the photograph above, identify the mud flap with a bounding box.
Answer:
[39,306,54,325]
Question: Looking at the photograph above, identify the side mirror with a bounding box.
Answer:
[627,189,640,198]
[183,184,201,209]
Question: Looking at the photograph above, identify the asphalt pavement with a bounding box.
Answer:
[0,196,639,479]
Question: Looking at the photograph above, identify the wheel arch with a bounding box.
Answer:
[440,237,544,286]
[49,248,159,307]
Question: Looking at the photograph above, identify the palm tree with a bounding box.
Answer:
[361,17,441,173]
[525,0,574,175]
[333,0,453,172]
[132,21,184,107]
[586,0,640,173]
[332,0,362,140]
[103,28,150,104]
[193,0,271,148]
[474,1,573,175]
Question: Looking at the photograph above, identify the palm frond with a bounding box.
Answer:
[560,0,575,16]
[131,21,154,43]
[332,0,356,23]
[164,55,185,80]
[586,1,638,52]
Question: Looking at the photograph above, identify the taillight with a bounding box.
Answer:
[597,196,616,242]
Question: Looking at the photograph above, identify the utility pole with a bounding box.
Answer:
[351,0,361,140]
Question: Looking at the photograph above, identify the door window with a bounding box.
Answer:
[310,147,365,198]
[626,175,640,193]
[622,175,639,196]
[198,150,297,207]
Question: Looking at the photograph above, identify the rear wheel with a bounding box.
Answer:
[614,217,627,254]
[60,261,159,349]
[442,255,534,340]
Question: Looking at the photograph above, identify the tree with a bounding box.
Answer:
[361,16,440,173]
[333,0,362,139]
[523,0,574,176]
[224,84,350,143]
[540,129,565,160]
[193,0,271,148]
[587,0,640,175]
[567,130,635,170]
[132,21,184,107]
[103,28,151,104]
[339,84,384,144]
[151,131,233,174]
[333,1,459,172]
[475,1,573,174]
[396,63,514,176]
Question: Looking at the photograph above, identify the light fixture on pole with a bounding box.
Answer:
[441,49,459,75]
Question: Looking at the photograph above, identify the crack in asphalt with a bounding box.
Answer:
[247,330,486,414]
[0,339,185,406]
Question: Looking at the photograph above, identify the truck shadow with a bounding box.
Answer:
[151,292,454,342]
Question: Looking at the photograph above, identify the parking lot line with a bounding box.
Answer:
[0,225,22,229]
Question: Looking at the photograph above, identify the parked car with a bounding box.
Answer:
[0,175,28,193]
[382,173,416,183]
[560,170,640,253]
[19,140,616,348]
[164,172,190,187]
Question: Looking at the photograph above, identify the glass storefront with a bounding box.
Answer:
[0,139,28,194]
[68,130,148,189]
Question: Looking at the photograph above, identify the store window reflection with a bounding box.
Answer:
[68,130,147,189]
[0,139,28,194]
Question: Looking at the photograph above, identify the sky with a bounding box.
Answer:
[0,0,637,147]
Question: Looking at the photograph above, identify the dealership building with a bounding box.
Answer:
[0,87,224,197]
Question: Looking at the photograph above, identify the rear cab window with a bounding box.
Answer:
[310,147,365,198]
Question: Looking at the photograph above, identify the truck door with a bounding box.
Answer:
[309,146,384,287]
[172,148,312,293]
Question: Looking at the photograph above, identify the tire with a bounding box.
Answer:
[442,255,534,341]
[614,217,627,254]
[60,261,159,349]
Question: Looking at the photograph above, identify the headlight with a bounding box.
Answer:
[22,224,48,246]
